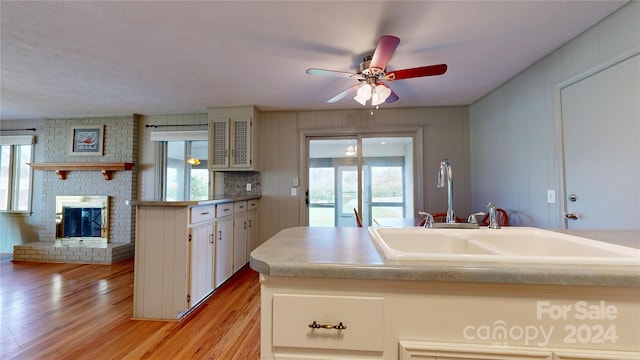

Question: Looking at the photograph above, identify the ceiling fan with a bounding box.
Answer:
[306,35,447,106]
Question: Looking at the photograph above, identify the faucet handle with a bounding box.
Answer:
[418,211,435,228]
[486,201,500,229]
[467,212,485,225]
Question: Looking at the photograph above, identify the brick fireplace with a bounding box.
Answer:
[13,115,139,264]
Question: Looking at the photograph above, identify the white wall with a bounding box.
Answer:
[258,106,470,242]
[469,1,639,228]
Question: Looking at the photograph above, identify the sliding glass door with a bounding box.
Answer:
[307,135,414,227]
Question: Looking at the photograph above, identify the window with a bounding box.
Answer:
[162,140,209,201]
[308,167,335,226]
[370,165,404,219]
[0,135,34,211]
[307,136,413,227]
[151,131,209,201]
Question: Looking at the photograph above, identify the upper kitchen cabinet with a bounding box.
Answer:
[207,106,260,171]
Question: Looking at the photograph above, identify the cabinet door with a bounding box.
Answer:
[215,216,234,288]
[553,349,640,360]
[230,118,251,168]
[190,223,214,306]
[233,212,247,273]
[246,209,257,260]
[399,341,552,360]
[209,118,230,169]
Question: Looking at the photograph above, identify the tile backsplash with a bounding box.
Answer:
[222,171,261,196]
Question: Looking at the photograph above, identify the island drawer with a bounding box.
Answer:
[216,202,233,217]
[189,204,215,224]
[233,200,247,213]
[247,199,258,211]
[272,294,384,352]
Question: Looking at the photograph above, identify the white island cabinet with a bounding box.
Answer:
[251,227,640,360]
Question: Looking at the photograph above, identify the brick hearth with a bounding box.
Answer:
[13,242,134,264]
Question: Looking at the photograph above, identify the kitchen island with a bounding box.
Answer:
[133,195,259,320]
[250,227,639,359]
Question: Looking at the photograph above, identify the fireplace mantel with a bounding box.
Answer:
[28,162,135,180]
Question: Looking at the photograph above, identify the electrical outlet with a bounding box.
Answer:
[547,190,556,204]
[246,183,252,192]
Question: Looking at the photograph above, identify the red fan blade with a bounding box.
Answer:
[327,84,361,103]
[306,68,360,79]
[370,35,400,71]
[385,64,447,81]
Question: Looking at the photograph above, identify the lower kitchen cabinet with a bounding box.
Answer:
[215,213,234,288]
[134,199,258,321]
[246,205,257,259]
[399,341,552,360]
[134,203,215,320]
[190,222,214,305]
[259,276,639,359]
[399,341,638,360]
[233,201,248,273]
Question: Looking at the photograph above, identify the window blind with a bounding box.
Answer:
[150,131,208,142]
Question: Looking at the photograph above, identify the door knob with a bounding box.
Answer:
[565,213,578,220]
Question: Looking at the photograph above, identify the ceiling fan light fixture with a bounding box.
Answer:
[354,83,372,105]
[371,84,391,106]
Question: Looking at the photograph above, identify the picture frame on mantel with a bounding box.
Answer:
[70,125,104,156]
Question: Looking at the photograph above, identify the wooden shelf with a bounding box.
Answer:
[28,162,135,180]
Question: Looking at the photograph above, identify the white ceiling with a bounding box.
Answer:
[0,1,628,121]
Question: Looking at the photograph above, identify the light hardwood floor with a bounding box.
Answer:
[0,254,260,359]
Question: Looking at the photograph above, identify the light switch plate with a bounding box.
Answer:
[246,183,252,192]
[547,190,556,204]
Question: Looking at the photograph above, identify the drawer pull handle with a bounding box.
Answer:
[200,211,210,215]
[308,321,346,330]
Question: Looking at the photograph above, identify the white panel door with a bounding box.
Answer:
[561,54,639,229]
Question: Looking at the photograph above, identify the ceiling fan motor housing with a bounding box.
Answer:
[357,56,385,80]
[357,57,372,74]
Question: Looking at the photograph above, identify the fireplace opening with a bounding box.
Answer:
[56,196,108,244]
[63,207,102,237]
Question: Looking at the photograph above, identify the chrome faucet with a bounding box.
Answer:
[487,201,501,229]
[418,211,435,228]
[437,159,455,223]
[467,212,485,225]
